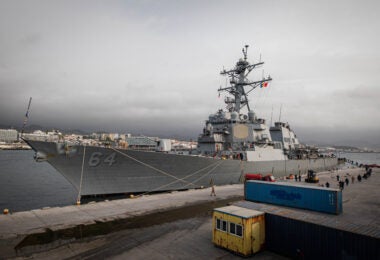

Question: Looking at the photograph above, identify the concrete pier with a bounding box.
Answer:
[0,167,379,259]
[0,184,244,258]
[237,167,380,258]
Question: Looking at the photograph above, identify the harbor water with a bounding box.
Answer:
[338,152,380,165]
[0,150,379,213]
[0,150,76,212]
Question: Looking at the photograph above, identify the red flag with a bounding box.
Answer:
[261,82,268,88]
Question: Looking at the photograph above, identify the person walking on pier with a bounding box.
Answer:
[367,168,372,177]
[339,181,344,190]
[345,177,349,186]
[351,175,355,184]
[210,178,216,196]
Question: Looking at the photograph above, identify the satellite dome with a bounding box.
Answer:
[248,110,255,121]
[231,112,238,120]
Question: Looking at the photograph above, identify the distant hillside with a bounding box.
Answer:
[302,138,380,150]
[331,145,359,150]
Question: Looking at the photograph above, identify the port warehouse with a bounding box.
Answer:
[213,181,379,258]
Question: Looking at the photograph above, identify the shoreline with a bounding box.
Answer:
[0,145,31,150]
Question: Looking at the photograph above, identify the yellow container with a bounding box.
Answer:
[212,205,265,256]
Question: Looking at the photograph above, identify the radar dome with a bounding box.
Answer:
[248,110,256,121]
[231,112,238,120]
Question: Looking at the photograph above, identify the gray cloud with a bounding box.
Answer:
[0,0,379,147]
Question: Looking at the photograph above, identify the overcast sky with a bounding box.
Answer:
[0,0,379,147]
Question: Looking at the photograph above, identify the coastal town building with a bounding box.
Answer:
[0,129,18,143]
[125,136,158,150]
[22,130,61,142]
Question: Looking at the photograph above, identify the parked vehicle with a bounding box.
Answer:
[245,173,275,182]
[305,170,319,183]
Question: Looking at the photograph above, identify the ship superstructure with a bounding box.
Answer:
[198,45,305,161]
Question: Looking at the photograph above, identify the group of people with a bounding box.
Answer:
[363,166,373,179]
[335,167,373,190]
[337,176,350,190]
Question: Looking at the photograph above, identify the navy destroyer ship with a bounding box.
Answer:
[24,46,337,196]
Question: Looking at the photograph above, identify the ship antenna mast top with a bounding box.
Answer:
[218,45,272,113]
[242,45,249,61]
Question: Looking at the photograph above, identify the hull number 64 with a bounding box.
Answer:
[89,152,116,167]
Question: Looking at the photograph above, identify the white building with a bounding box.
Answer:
[22,130,61,142]
[0,129,18,143]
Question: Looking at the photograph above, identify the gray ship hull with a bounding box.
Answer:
[26,140,337,196]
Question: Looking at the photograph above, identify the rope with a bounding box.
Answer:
[110,148,196,186]
[138,160,224,197]
[181,160,224,189]
[77,145,86,204]
[111,147,225,197]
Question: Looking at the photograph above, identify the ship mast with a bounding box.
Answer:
[21,97,32,135]
[218,45,272,113]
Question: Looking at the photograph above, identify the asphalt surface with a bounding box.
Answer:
[22,217,288,260]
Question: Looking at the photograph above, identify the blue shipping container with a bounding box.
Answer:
[245,181,342,214]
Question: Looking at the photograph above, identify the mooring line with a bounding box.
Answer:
[181,160,224,189]
[110,148,194,186]
[111,147,226,197]
[76,145,86,204]
[139,159,224,196]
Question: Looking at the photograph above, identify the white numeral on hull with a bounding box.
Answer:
[89,152,116,167]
